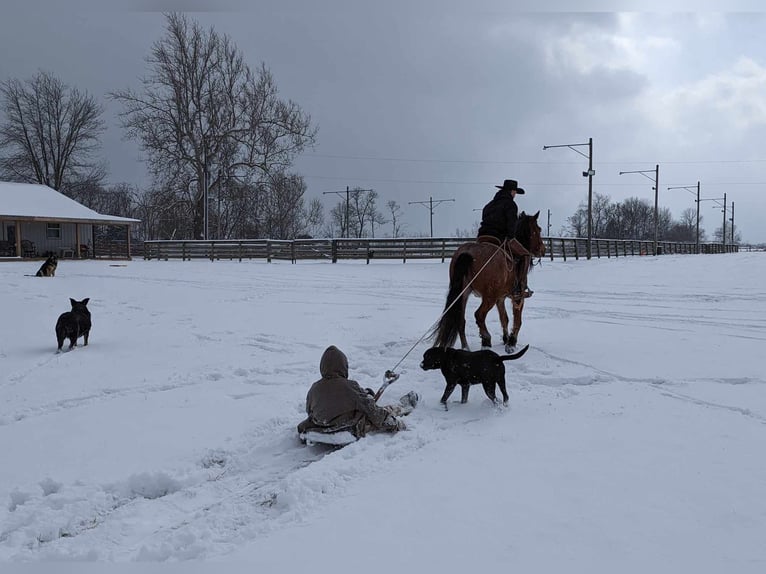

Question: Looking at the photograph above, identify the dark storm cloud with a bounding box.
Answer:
[1,4,765,241]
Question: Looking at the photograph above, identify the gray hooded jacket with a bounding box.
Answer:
[297,346,398,437]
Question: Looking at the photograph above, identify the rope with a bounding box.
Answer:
[384,241,505,377]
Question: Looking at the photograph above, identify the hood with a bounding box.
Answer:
[319,345,349,379]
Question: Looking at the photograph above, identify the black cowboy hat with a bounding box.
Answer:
[495,179,525,194]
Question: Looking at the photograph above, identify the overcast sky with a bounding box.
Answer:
[2,2,766,242]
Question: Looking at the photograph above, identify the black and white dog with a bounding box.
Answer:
[421,344,529,406]
[55,298,92,352]
[36,254,58,277]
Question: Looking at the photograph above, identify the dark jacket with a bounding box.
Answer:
[477,189,518,242]
[297,346,398,438]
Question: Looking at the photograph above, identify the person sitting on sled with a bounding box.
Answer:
[297,345,418,442]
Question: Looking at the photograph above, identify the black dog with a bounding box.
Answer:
[36,254,58,277]
[55,298,91,352]
[420,344,529,406]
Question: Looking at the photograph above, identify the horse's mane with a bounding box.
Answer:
[515,211,532,248]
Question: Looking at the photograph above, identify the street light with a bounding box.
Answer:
[543,138,594,259]
[667,181,701,253]
[619,164,660,255]
[409,196,455,237]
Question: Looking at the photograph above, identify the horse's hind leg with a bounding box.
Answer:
[496,299,510,346]
[474,298,495,348]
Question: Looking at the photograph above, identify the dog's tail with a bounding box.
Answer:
[499,344,529,361]
[430,252,473,348]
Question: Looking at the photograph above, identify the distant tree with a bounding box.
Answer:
[111,13,317,239]
[368,205,387,238]
[591,193,612,237]
[326,188,382,238]
[350,188,380,238]
[387,200,404,238]
[712,225,742,245]
[566,204,588,237]
[0,70,105,194]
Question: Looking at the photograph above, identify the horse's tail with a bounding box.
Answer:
[431,252,473,348]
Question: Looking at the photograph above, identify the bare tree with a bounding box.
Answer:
[387,200,404,238]
[0,70,105,193]
[349,189,381,238]
[712,225,741,244]
[111,13,317,239]
[326,188,381,237]
[566,203,588,237]
[258,172,313,240]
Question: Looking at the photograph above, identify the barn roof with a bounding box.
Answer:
[0,182,140,225]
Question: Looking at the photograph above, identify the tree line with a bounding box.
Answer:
[564,192,741,244]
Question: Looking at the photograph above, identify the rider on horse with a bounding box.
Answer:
[477,179,533,299]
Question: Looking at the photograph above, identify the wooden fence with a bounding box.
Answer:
[143,237,740,263]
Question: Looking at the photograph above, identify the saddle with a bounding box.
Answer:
[476,236,531,260]
[477,236,533,300]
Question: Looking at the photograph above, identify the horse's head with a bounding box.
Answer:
[516,211,546,258]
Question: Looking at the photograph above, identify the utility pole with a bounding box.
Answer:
[730,201,735,245]
[203,166,209,240]
[667,181,701,253]
[409,197,455,237]
[543,138,594,258]
[619,164,660,255]
[547,209,552,236]
[700,195,726,249]
[722,192,727,249]
[323,186,373,238]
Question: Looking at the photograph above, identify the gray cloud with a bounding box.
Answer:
[1,6,764,241]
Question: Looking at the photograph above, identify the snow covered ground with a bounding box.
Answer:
[1,252,765,570]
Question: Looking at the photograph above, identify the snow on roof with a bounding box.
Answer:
[0,182,140,224]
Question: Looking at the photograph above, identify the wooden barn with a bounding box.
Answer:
[0,182,140,260]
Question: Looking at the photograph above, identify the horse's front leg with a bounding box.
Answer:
[508,298,525,349]
[474,298,495,348]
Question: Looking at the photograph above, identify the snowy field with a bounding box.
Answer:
[0,252,765,570]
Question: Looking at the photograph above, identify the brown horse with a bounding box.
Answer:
[432,211,545,352]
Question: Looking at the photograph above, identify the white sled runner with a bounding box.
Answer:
[299,430,358,446]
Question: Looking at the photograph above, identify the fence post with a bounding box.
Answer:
[366,240,371,265]
[403,239,407,263]
[441,239,446,263]
[548,237,554,261]
[574,239,579,260]
[267,240,272,263]
[331,240,337,263]
[210,241,215,262]
[561,238,567,262]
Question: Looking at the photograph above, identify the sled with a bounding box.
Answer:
[299,430,358,447]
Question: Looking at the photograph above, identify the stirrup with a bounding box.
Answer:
[524,287,534,298]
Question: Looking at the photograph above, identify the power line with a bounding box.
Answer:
[307,174,766,187]
[303,152,766,166]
